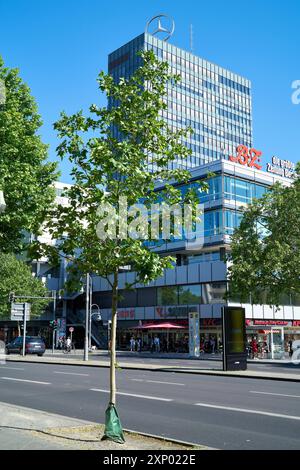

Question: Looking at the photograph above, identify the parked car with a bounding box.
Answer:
[5,336,45,356]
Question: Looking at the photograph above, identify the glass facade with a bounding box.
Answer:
[108,33,252,171]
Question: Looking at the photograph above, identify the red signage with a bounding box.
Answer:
[229,145,262,170]
[253,320,288,326]
[247,320,300,328]
[118,309,135,319]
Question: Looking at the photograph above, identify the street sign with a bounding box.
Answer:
[69,327,74,333]
[10,303,31,321]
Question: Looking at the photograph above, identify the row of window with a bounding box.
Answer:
[187,251,221,264]
[219,75,250,96]
[95,282,227,309]
[179,175,267,206]
[95,283,300,309]
[157,283,227,305]
[146,35,250,88]
[173,83,251,116]
[149,44,250,97]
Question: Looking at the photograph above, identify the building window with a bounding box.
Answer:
[157,286,178,305]
[202,282,227,304]
[178,285,202,304]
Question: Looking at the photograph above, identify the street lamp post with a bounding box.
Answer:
[89,303,101,350]
[84,273,90,361]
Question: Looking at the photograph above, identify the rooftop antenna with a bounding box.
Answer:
[190,23,193,53]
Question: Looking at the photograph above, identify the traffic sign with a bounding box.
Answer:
[10,303,31,321]
[69,327,74,333]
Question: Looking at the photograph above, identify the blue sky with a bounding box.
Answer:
[1,0,299,183]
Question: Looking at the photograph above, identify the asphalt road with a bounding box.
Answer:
[0,362,300,450]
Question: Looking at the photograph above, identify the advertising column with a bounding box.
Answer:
[189,311,200,357]
[222,306,247,370]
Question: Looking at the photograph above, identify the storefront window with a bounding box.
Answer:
[157,286,178,305]
[178,285,202,304]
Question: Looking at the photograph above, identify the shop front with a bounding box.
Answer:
[117,319,189,352]
[246,320,300,359]
[199,318,222,354]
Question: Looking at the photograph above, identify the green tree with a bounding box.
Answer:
[0,253,49,320]
[34,50,205,443]
[228,164,300,306]
[0,57,58,253]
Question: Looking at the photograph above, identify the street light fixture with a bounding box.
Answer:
[89,304,101,350]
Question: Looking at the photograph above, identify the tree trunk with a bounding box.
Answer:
[109,270,118,406]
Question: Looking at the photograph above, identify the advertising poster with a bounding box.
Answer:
[189,311,200,357]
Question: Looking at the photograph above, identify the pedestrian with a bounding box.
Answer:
[137,337,142,352]
[66,336,72,352]
[154,335,160,353]
[251,337,258,359]
[210,336,216,354]
[130,336,135,352]
[289,339,293,357]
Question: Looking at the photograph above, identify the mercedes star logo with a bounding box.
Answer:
[145,14,175,42]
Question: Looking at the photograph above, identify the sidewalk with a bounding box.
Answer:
[44,349,294,364]
[6,352,300,382]
[0,402,205,450]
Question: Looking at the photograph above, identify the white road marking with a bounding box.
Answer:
[131,379,185,386]
[54,371,90,377]
[194,403,300,421]
[0,367,25,371]
[250,391,300,399]
[0,377,51,385]
[90,388,173,401]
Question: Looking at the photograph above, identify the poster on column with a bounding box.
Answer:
[189,311,200,357]
[57,319,66,344]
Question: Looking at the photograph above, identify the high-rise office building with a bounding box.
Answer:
[108,32,252,170]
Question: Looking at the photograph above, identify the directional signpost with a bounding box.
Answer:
[11,302,31,321]
[11,303,31,356]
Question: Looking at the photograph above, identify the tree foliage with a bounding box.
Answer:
[0,56,58,253]
[228,165,300,306]
[0,253,49,319]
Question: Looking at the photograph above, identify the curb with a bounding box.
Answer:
[5,356,300,382]
[123,427,214,450]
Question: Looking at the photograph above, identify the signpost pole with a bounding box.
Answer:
[52,291,56,353]
[22,304,27,357]
[52,328,55,355]
[84,273,89,361]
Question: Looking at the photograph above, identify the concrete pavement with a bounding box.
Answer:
[0,401,203,450]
